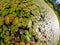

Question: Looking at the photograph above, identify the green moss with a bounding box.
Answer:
[0,0,57,45]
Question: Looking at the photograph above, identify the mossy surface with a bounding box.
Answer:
[0,0,59,45]
[0,0,43,45]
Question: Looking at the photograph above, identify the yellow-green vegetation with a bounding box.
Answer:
[57,37,60,45]
[20,42,25,45]
[0,0,59,45]
[0,0,41,45]
[0,16,4,26]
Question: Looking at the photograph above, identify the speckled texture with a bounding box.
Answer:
[0,0,59,45]
[28,0,60,45]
